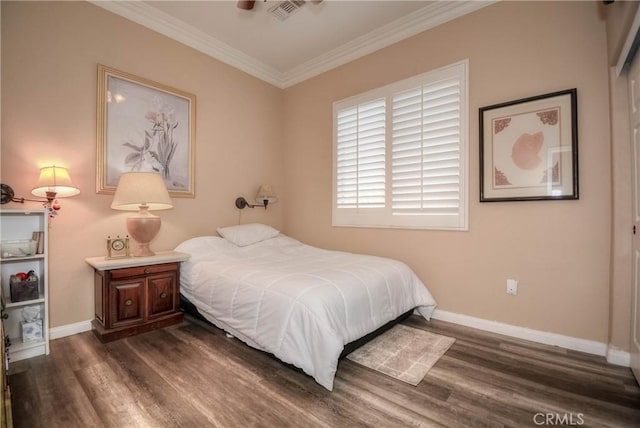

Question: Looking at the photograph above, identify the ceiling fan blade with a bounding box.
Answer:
[237,1,256,10]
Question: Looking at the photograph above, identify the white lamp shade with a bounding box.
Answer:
[31,166,80,198]
[111,172,173,211]
[255,184,277,204]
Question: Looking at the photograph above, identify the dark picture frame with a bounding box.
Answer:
[479,89,578,202]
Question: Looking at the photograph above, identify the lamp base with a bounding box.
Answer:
[127,206,161,257]
[131,242,155,257]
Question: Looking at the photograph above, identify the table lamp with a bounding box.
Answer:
[111,172,172,257]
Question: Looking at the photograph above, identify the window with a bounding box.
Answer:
[333,60,468,230]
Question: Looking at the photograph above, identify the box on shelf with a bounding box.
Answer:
[9,275,39,302]
[1,239,37,258]
[21,319,43,342]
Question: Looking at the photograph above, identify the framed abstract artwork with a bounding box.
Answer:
[96,65,196,197]
[479,89,578,202]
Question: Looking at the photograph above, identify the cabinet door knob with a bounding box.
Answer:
[160,292,167,299]
[124,299,133,306]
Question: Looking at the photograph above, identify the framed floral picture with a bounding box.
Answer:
[479,89,578,202]
[97,65,196,197]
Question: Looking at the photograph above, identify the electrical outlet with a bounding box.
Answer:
[506,279,518,295]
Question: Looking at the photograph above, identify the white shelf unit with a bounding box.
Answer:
[0,209,49,362]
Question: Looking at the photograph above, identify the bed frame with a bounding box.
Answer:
[180,295,412,359]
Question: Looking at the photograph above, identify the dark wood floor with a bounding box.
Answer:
[7,315,640,427]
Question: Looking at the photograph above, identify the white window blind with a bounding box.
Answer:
[333,60,468,230]
[336,99,386,208]
[391,78,461,215]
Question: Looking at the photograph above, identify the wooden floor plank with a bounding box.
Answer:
[74,361,158,428]
[129,327,326,428]
[102,334,214,428]
[445,344,640,410]
[7,368,43,427]
[10,343,105,428]
[432,355,639,427]
[8,315,640,428]
[338,362,494,428]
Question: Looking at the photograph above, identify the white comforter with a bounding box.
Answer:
[175,235,437,390]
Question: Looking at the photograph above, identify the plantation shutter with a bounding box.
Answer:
[333,60,467,230]
[336,98,386,208]
[391,77,461,215]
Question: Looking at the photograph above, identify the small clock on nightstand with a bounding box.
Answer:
[106,236,130,259]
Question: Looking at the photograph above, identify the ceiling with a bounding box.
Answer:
[91,0,493,88]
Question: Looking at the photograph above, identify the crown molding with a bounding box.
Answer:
[90,1,494,89]
[89,0,285,87]
[282,1,494,87]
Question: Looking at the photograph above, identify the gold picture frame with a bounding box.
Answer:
[96,64,196,198]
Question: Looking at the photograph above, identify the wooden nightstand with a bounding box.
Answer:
[85,251,190,342]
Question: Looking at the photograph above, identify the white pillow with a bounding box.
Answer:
[216,223,280,247]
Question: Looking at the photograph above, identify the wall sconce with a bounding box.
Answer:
[0,165,80,216]
[235,184,277,210]
[111,172,173,257]
[32,166,81,209]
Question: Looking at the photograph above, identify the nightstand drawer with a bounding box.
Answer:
[148,273,177,318]
[110,263,178,280]
[110,280,145,327]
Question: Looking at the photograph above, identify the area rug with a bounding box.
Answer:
[346,324,455,386]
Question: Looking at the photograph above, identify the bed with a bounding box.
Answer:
[175,224,437,391]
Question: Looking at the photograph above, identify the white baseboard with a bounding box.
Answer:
[49,319,93,340]
[606,346,632,367]
[48,311,633,368]
[431,309,630,367]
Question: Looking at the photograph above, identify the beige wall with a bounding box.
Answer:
[282,1,613,342]
[0,1,626,348]
[1,1,285,328]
